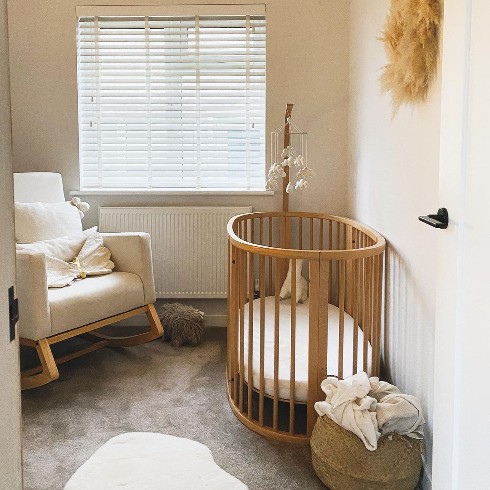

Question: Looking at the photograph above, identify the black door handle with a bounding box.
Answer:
[418,208,449,229]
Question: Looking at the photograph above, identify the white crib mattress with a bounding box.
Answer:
[241,296,372,403]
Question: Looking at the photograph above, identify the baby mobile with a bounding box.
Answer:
[266,104,314,199]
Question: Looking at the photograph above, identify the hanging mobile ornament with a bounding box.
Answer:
[266,105,314,202]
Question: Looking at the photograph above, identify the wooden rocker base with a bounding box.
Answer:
[20,304,163,390]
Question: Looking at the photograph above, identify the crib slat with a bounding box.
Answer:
[346,226,353,315]
[307,260,320,436]
[259,255,266,426]
[268,217,273,295]
[376,252,386,376]
[372,255,376,369]
[363,256,369,372]
[370,256,375,372]
[377,252,384,375]
[352,258,359,374]
[372,253,380,377]
[338,260,346,379]
[318,260,329,393]
[231,225,240,404]
[359,255,366,373]
[289,258,297,434]
[350,230,358,375]
[273,259,281,431]
[335,222,341,304]
[239,249,246,412]
[368,255,374,375]
[360,234,367,353]
[229,241,238,402]
[370,257,378,373]
[247,251,254,420]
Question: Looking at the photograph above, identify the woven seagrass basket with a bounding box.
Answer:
[310,416,423,490]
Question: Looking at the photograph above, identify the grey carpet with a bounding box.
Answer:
[22,328,325,490]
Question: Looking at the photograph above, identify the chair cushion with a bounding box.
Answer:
[14,172,65,203]
[64,432,248,490]
[48,272,145,338]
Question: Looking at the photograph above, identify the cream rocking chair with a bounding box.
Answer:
[15,172,163,390]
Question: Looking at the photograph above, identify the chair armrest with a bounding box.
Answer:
[16,250,52,341]
[101,232,157,305]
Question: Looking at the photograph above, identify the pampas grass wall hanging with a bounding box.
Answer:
[380,0,442,113]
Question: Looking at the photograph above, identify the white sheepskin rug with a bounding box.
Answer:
[64,432,247,490]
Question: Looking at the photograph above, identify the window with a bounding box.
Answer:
[76,5,266,191]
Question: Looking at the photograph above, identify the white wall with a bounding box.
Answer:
[0,0,22,487]
[348,2,441,486]
[7,0,350,227]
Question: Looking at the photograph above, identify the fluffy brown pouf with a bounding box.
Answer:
[157,303,205,347]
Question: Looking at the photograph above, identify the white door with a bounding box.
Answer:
[0,0,22,487]
[432,1,490,488]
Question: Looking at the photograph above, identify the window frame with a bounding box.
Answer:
[76,5,267,194]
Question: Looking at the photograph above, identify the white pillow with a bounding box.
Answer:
[16,227,98,262]
[280,259,308,303]
[15,201,83,243]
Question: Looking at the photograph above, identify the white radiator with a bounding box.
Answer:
[99,206,252,298]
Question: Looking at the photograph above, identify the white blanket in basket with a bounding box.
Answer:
[315,372,424,450]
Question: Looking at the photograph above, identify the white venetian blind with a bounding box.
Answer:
[76,7,266,191]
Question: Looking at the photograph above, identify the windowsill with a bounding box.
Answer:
[70,189,275,197]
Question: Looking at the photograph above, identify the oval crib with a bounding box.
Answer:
[227,211,386,444]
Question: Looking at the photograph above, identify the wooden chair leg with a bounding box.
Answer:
[21,338,59,390]
[20,305,163,389]
[84,304,164,347]
[146,304,164,338]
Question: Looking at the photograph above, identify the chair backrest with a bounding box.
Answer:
[13,172,65,203]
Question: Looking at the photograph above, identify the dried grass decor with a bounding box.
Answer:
[380,0,442,113]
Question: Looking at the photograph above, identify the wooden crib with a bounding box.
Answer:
[227,211,386,443]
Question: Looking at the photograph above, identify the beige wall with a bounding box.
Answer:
[7,0,350,227]
[348,2,441,487]
[0,0,22,487]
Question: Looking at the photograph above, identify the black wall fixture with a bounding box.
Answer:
[418,208,449,229]
[8,286,19,342]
